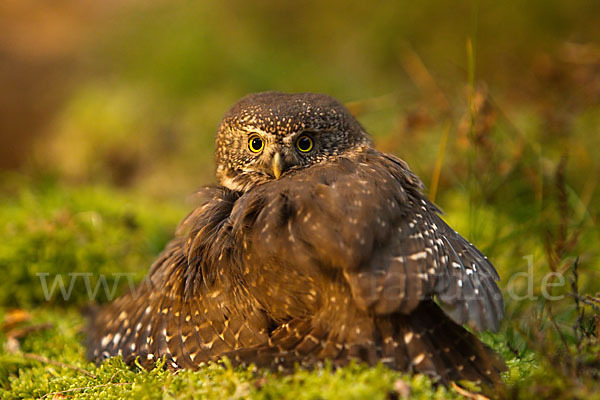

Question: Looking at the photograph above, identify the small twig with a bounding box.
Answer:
[6,323,53,340]
[428,120,450,203]
[108,370,119,383]
[555,155,569,253]
[40,382,132,399]
[567,293,600,312]
[400,43,450,113]
[21,352,97,379]
[1,309,31,331]
[547,306,572,358]
[450,382,490,400]
[582,295,600,310]
[569,258,586,344]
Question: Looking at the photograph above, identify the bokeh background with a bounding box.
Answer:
[3,0,599,197]
[1,1,600,398]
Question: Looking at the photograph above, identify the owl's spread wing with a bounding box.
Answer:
[232,149,504,332]
[87,188,270,368]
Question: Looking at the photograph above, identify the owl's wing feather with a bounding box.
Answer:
[235,149,503,332]
[87,188,271,368]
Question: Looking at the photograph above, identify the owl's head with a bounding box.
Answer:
[215,92,372,192]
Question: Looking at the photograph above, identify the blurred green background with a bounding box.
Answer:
[1,0,600,398]
[2,0,599,197]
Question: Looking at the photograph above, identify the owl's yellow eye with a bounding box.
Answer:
[296,135,314,152]
[248,135,264,153]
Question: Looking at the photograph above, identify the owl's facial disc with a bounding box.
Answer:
[215,92,373,192]
[243,130,303,180]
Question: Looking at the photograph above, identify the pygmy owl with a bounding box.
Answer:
[87,92,505,384]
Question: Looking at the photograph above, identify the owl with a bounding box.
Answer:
[87,92,505,384]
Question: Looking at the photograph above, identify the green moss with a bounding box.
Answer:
[0,177,185,308]
[0,309,461,400]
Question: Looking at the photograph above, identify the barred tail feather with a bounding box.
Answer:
[386,301,505,385]
[212,301,504,386]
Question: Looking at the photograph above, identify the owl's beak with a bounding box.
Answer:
[271,152,284,179]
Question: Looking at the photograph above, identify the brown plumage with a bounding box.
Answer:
[87,92,505,384]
